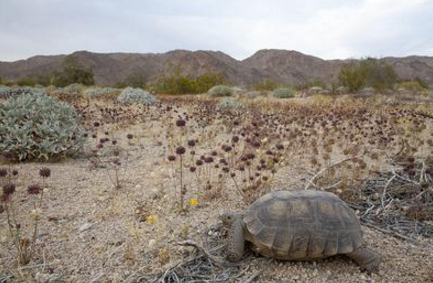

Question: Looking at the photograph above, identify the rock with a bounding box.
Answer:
[79,223,94,232]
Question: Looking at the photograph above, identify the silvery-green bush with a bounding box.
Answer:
[243,91,261,99]
[0,93,85,161]
[207,85,233,97]
[53,83,84,97]
[217,97,245,110]
[0,86,46,100]
[117,87,159,105]
[272,87,294,98]
[83,87,120,98]
[0,85,11,99]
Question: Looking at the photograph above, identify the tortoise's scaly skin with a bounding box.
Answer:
[242,190,363,260]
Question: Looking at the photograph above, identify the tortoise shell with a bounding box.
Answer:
[242,190,363,260]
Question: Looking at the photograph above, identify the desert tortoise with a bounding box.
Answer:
[220,190,382,273]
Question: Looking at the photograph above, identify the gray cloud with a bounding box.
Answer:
[0,0,432,61]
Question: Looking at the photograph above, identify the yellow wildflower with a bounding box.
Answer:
[146,215,157,223]
[190,198,198,206]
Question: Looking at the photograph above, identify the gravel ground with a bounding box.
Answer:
[1,146,432,283]
[1,99,433,283]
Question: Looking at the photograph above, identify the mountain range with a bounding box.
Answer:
[1,49,433,86]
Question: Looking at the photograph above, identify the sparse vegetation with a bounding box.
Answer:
[0,80,432,282]
[0,163,51,265]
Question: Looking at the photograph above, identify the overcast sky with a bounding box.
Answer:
[1,0,432,62]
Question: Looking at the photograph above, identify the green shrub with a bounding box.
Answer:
[0,93,85,161]
[272,87,294,98]
[338,58,398,93]
[152,72,225,95]
[194,73,226,93]
[217,98,245,110]
[117,87,159,105]
[52,55,94,87]
[208,85,233,97]
[397,81,427,93]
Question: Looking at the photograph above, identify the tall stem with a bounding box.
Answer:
[179,155,184,211]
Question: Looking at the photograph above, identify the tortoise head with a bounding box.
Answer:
[219,211,243,227]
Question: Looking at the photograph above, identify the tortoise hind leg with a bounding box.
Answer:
[227,219,245,261]
[346,247,382,274]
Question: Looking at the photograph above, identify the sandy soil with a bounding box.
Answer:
[1,97,433,283]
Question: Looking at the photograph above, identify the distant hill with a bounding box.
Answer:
[1,49,432,86]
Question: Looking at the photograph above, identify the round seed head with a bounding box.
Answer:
[0,169,7,178]
[176,146,186,155]
[27,184,42,195]
[3,183,16,196]
[176,119,186,127]
[39,167,51,178]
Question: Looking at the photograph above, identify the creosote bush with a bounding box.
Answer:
[272,87,294,98]
[117,87,159,105]
[338,58,397,93]
[0,92,85,160]
[207,85,233,97]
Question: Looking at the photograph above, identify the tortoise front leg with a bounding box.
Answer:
[227,219,245,261]
[346,247,382,274]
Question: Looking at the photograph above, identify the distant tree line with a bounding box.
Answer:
[2,56,430,94]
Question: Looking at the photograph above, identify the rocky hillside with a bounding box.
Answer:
[1,49,432,86]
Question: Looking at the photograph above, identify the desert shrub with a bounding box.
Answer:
[54,83,84,96]
[0,86,46,100]
[216,98,245,110]
[153,75,196,95]
[339,58,398,93]
[195,73,226,93]
[152,72,225,95]
[0,93,85,161]
[207,85,233,97]
[272,87,294,98]
[52,55,94,87]
[397,81,427,94]
[0,85,11,98]
[117,87,159,105]
[83,86,120,98]
[243,91,261,99]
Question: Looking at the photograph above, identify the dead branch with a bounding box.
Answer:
[176,240,243,268]
[305,157,356,190]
